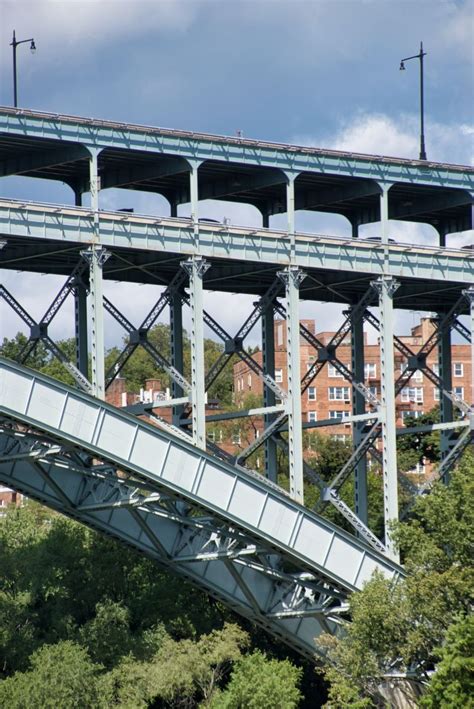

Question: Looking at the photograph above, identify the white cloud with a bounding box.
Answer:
[1,0,199,49]
[292,112,474,166]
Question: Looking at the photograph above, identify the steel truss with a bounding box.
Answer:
[0,357,403,658]
[3,262,471,560]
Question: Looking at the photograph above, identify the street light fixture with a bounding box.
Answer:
[400,41,427,161]
[10,30,37,108]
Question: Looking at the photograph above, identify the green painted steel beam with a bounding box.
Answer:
[0,108,472,192]
[293,179,381,212]
[389,189,473,220]
[0,143,90,177]
[1,200,472,287]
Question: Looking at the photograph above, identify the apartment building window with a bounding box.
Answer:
[208,429,223,443]
[454,387,464,401]
[407,461,426,475]
[231,431,242,445]
[328,386,350,401]
[401,387,423,403]
[307,411,317,423]
[365,363,376,379]
[431,363,439,376]
[275,368,283,383]
[454,363,464,377]
[277,324,283,346]
[331,434,349,443]
[328,363,350,377]
[412,370,423,382]
[247,374,252,388]
[308,387,317,401]
[368,386,378,397]
[401,410,424,423]
[433,388,440,401]
[329,410,350,421]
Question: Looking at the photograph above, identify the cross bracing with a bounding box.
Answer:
[0,110,473,650]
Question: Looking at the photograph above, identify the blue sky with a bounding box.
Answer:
[0,0,473,346]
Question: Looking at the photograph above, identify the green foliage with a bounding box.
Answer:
[0,641,106,709]
[78,600,133,669]
[317,453,474,707]
[212,649,302,708]
[420,614,474,708]
[397,407,440,473]
[0,502,307,706]
[0,332,79,386]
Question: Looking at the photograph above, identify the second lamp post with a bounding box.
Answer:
[400,41,427,161]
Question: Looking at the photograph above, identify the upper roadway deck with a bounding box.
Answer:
[0,107,472,236]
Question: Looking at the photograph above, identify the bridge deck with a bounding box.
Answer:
[1,199,472,310]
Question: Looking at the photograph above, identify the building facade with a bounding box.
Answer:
[233,318,472,465]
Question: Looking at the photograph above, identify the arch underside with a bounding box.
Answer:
[0,357,402,660]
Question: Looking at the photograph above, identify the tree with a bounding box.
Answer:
[212,649,303,708]
[0,641,106,709]
[317,450,474,707]
[420,614,474,708]
[149,623,249,706]
[78,600,133,669]
[397,407,440,473]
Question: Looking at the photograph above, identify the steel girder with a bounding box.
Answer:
[0,357,404,658]
[1,200,473,288]
[0,108,472,193]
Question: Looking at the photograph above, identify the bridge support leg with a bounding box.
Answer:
[262,300,277,482]
[279,266,306,503]
[81,247,109,399]
[438,313,454,480]
[73,190,89,378]
[82,149,108,399]
[170,289,184,428]
[351,306,368,525]
[182,257,209,450]
[372,276,399,562]
[74,280,89,378]
[465,287,474,409]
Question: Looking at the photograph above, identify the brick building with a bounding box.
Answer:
[233,317,472,457]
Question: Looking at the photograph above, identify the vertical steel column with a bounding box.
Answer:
[372,276,400,562]
[380,184,392,244]
[181,257,210,450]
[286,174,296,253]
[73,190,88,377]
[170,202,178,218]
[351,221,359,239]
[170,289,184,427]
[465,287,474,409]
[189,161,200,243]
[438,313,454,474]
[261,210,270,229]
[262,302,277,482]
[351,307,368,524]
[278,267,306,503]
[86,149,108,399]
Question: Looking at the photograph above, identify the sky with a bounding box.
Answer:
[0,0,473,351]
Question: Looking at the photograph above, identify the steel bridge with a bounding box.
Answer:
[0,107,472,658]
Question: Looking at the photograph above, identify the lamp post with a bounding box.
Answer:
[10,30,36,108]
[400,41,427,161]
